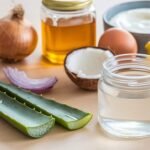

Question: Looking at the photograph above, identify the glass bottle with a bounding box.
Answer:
[98,54,150,138]
[41,0,96,64]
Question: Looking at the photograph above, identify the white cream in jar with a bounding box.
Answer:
[110,8,150,33]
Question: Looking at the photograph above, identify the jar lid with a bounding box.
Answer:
[42,0,93,11]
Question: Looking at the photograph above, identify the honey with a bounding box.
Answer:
[42,18,96,64]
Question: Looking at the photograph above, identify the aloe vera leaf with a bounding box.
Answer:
[0,91,55,138]
[0,82,92,130]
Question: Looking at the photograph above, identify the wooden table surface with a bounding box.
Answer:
[0,0,149,150]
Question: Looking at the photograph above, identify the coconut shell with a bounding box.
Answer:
[64,47,101,91]
[64,67,98,91]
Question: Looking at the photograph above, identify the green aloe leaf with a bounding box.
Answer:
[0,82,92,130]
[0,91,55,138]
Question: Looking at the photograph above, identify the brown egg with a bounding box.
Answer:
[98,28,138,55]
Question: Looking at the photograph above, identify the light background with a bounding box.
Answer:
[0,0,134,57]
[0,1,150,150]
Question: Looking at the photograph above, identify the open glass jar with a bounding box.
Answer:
[41,0,96,64]
[98,54,150,138]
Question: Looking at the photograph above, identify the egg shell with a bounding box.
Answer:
[98,28,138,55]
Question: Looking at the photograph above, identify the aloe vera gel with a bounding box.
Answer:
[0,82,92,136]
[0,92,55,138]
[98,54,150,138]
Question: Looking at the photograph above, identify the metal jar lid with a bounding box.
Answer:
[42,0,93,11]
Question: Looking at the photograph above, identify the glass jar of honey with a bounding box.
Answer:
[41,0,96,64]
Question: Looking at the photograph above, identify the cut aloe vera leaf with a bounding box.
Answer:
[0,91,55,138]
[0,82,92,130]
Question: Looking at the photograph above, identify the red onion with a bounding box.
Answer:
[3,67,57,93]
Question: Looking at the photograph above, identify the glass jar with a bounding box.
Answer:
[41,0,96,64]
[98,54,150,138]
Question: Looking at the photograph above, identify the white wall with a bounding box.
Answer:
[0,0,133,55]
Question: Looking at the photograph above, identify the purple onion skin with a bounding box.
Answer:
[3,67,58,94]
[25,78,58,94]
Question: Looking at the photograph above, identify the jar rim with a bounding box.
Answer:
[102,53,150,88]
[41,4,95,16]
[42,0,93,11]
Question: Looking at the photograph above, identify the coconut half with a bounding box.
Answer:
[64,47,113,90]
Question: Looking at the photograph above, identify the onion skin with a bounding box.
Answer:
[0,5,38,62]
[3,67,57,93]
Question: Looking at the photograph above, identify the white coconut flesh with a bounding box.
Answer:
[66,47,113,79]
